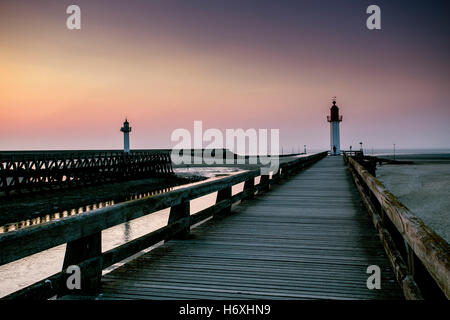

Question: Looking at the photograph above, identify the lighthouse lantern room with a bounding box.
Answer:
[327,98,343,155]
[120,118,132,153]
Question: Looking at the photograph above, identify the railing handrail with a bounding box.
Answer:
[343,151,450,299]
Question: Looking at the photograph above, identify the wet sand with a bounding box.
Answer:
[376,154,450,243]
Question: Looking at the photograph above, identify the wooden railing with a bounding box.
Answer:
[326,150,363,157]
[343,152,450,300]
[0,152,328,300]
[0,151,174,197]
[341,150,363,158]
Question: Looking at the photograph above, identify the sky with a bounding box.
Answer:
[0,0,449,152]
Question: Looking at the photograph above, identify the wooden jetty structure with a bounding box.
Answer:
[0,152,449,300]
[0,150,173,196]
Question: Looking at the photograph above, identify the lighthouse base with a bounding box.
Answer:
[330,121,341,155]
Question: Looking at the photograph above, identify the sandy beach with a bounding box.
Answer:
[376,154,450,244]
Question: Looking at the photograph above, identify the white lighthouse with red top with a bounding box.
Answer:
[327,98,343,155]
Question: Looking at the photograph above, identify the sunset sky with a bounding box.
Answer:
[0,0,449,151]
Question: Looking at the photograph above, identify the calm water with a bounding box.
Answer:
[0,168,259,298]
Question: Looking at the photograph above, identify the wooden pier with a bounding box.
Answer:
[98,157,402,300]
[1,152,448,300]
[0,150,173,197]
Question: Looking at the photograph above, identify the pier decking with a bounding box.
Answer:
[97,157,403,300]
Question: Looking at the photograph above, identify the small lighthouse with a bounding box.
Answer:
[327,98,343,155]
[120,118,132,153]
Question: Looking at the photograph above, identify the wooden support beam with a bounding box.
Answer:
[60,232,102,296]
[243,178,255,200]
[168,201,190,239]
[272,168,281,184]
[215,186,232,216]
[259,175,270,192]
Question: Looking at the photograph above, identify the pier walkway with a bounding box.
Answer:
[97,157,403,299]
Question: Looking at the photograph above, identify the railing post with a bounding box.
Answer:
[243,177,255,200]
[293,161,303,174]
[405,240,416,276]
[215,186,232,216]
[260,174,270,192]
[281,165,290,179]
[380,208,386,225]
[60,232,102,296]
[272,168,281,184]
[168,200,190,239]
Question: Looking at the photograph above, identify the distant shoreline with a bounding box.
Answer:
[374,153,450,164]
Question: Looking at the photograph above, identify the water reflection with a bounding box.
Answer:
[124,222,131,243]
